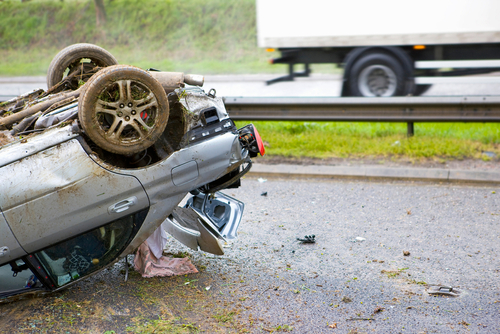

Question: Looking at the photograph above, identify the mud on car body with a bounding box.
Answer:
[0,44,264,303]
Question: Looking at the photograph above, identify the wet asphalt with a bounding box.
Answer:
[170,175,500,333]
[1,175,497,333]
[1,76,499,333]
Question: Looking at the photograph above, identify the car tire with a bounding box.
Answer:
[78,65,169,155]
[349,53,408,97]
[47,43,118,90]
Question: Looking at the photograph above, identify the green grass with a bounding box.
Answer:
[2,1,499,161]
[240,121,500,160]
[126,317,199,334]
[0,0,284,76]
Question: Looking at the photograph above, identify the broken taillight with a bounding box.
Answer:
[238,124,265,157]
[252,125,265,156]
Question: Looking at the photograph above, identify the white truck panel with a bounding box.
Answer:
[256,0,500,47]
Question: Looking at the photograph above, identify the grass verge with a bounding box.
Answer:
[239,121,500,161]
[0,0,286,76]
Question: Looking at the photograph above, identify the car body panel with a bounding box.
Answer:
[107,132,246,257]
[0,139,149,257]
[164,207,226,255]
[0,212,26,263]
[171,161,199,186]
[0,125,79,168]
[187,192,244,240]
[163,192,245,255]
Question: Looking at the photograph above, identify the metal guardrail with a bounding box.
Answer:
[224,96,500,136]
[224,96,500,122]
[3,94,500,135]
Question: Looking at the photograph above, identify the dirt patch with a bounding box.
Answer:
[0,131,14,146]
[0,257,260,334]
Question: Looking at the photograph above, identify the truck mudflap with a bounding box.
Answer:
[163,192,244,255]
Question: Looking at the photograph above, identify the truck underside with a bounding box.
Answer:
[267,42,500,97]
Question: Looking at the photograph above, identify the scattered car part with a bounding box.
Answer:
[427,285,461,297]
[297,235,316,243]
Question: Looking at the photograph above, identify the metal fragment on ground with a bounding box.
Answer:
[427,285,461,297]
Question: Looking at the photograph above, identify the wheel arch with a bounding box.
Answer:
[341,46,414,96]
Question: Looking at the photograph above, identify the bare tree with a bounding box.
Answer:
[94,0,106,26]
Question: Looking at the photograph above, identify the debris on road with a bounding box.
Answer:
[296,235,316,243]
[403,250,411,256]
[133,240,198,278]
[341,296,352,303]
[427,285,461,297]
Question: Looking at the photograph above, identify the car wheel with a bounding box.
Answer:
[349,53,408,97]
[47,43,118,90]
[78,65,169,155]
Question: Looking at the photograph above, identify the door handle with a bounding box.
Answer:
[108,196,138,214]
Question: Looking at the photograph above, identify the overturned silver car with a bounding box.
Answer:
[0,44,264,302]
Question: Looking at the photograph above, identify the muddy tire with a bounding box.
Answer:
[47,43,118,90]
[78,65,169,155]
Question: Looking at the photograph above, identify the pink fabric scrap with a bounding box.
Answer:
[134,240,198,278]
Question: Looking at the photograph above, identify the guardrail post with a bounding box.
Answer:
[407,122,414,137]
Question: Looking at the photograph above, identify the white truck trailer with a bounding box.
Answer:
[256,0,500,96]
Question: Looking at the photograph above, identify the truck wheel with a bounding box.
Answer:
[47,43,118,90]
[349,53,407,97]
[78,65,169,155]
[415,84,432,96]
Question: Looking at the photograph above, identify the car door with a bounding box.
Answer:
[0,138,149,257]
[0,209,26,264]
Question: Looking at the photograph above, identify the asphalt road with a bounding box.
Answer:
[2,176,498,333]
[185,176,500,333]
[3,73,500,99]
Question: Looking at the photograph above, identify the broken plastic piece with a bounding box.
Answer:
[297,235,316,243]
[427,285,461,297]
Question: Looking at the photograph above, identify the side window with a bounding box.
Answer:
[0,259,41,299]
[34,209,147,288]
